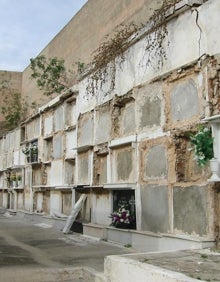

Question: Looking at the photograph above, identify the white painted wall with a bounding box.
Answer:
[66,130,77,159]
[91,193,112,225]
[36,193,43,211]
[78,0,220,112]
[50,191,61,215]
[44,115,53,136]
[50,160,63,186]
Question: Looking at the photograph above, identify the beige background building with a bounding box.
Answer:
[1,0,164,118]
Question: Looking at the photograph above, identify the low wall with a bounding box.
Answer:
[104,255,204,282]
[83,223,214,252]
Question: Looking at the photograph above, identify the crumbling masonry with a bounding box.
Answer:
[0,0,220,251]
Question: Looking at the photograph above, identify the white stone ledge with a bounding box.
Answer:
[137,129,170,142]
[103,183,136,190]
[104,255,203,282]
[109,135,137,148]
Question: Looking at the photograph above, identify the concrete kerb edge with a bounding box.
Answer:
[104,254,206,282]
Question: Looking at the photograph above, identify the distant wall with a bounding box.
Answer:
[21,0,163,112]
[0,71,22,133]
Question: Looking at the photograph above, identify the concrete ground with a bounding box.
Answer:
[0,208,134,282]
[127,249,220,281]
[1,208,220,282]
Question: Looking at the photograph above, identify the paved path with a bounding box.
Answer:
[0,210,134,281]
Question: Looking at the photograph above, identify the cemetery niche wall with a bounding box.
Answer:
[0,0,220,249]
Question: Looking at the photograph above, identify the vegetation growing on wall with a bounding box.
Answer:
[144,0,181,68]
[0,80,28,130]
[86,23,139,96]
[85,0,181,96]
[29,1,182,98]
[30,55,73,96]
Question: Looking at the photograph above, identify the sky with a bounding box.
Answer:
[0,0,87,72]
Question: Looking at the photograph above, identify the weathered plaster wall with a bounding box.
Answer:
[50,191,61,215]
[21,0,164,111]
[78,0,220,108]
[54,106,64,132]
[43,191,50,214]
[121,102,136,136]
[93,154,107,185]
[111,145,135,183]
[35,192,43,212]
[32,166,42,186]
[17,192,24,210]
[78,112,93,147]
[141,185,170,233]
[65,130,77,159]
[173,186,209,236]
[91,190,111,225]
[1,0,219,241]
[43,112,53,137]
[164,73,204,130]
[62,192,72,215]
[26,118,41,140]
[53,133,63,159]
[94,104,111,144]
[0,192,3,207]
[50,160,63,186]
[78,152,90,185]
[145,145,167,179]
[75,50,216,236]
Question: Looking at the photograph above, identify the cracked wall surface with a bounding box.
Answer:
[0,0,220,240]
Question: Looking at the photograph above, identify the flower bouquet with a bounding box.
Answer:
[22,146,30,155]
[30,143,38,154]
[110,205,135,229]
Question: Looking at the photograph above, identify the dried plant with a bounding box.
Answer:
[86,23,139,96]
[144,0,181,68]
[86,0,181,97]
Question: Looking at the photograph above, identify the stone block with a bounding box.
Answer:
[141,185,169,233]
[78,152,89,184]
[44,115,53,136]
[54,106,64,131]
[66,130,77,158]
[99,157,107,184]
[140,97,161,128]
[53,134,63,159]
[50,191,61,215]
[115,147,133,182]
[78,115,93,147]
[170,79,199,122]
[144,145,167,179]
[107,227,132,245]
[132,232,160,252]
[95,110,111,144]
[83,223,107,239]
[122,103,136,135]
[173,186,208,236]
[51,160,63,186]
